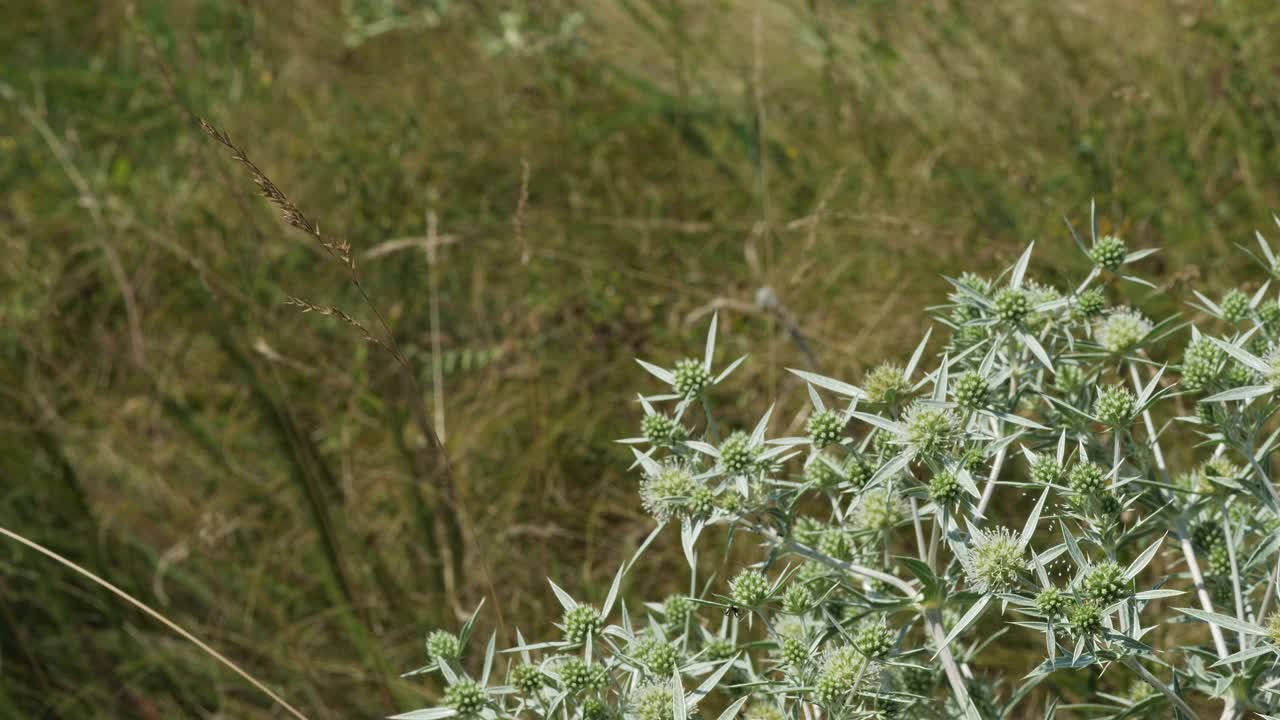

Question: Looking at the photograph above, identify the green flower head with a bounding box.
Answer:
[781,635,808,667]
[963,526,1025,594]
[1260,300,1280,332]
[782,582,814,614]
[641,413,686,446]
[1089,235,1128,271]
[807,409,845,448]
[672,358,711,399]
[817,527,853,561]
[562,604,604,644]
[512,664,545,694]
[1029,454,1061,486]
[1095,308,1152,354]
[994,287,1031,325]
[663,595,695,631]
[1266,611,1280,646]
[583,699,614,720]
[427,630,463,663]
[1069,461,1107,498]
[904,402,959,457]
[1074,287,1107,319]
[644,641,679,677]
[703,637,736,661]
[815,646,871,707]
[730,568,771,608]
[864,363,912,405]
[1207,545,1231,577]
[1182,338,1225,392]
[1035,587,1068,618]
[745,704,785,720]
[641,462,699,521]
[560,657,608,693]
[445,679,486,718]
[1265,345,1280,389]
[1191,522,1224,551]
[1054,364,1086,394]
[928,471,962,506]
[1082,561,1129,605]
[631,683,674,720]
[1094,385,1136,427]
[958,272,994,295]
[856,489,907,533]
[719,431,761,476]
[853,621,894,659]
[952,370,989,410]
[1220,288,1251,324]
[898,665,935,696]
[1068,602,1104,636]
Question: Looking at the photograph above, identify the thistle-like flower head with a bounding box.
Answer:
[730,568,771,607]
[864,363,912,405]
[855,489,906,532]
[853,621,894,659]
[1068,461,1107,497]
[782,582,814,614]
[511,664,545,694]
[641,413,686,446]
[672,358,712,399]
[1074,287,1107,319]
[640,461,700,521]
[928,472,962,506]
[903,402,959,457]
[1082,561,1129,605]
[780,635,808,667]
[994,288,1031,325]
[1029,454,1061,486]
[560,657,608,693]
[952,371,989,411]
[1220,288,1251,324]
[1095,307,1152,354]
[663,595,695,632]
[815,646,874,707]
[1089,235,1128,271]
[1094,385,1136,427]
[562,604,604,644]
[963,526,1025,594]
[1067,602,1104,636]
[444,679,487,718]
[719,431,762,476]
[1266,611,1280,646]
[630,683,674,720]
[806,409,845,448]
[1182,338,1225,392]
[1035,587,1068,618]
[427,629,463,663]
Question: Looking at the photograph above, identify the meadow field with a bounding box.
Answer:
[3,1,1280,717]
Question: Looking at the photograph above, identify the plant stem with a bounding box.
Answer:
[974,416,1007,521]
[1220,510,1251,645]
[925,607,979,719]
[701,396,721,443]
[1178,526,1231,658]
[1120,656,1197,719]
[910,498,927,562]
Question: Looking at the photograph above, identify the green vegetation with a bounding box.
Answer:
[2,1,1280,717]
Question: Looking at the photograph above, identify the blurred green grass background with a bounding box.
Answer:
[2,0,1279,717]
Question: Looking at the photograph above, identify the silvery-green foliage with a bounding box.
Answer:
[396,207,1280,720]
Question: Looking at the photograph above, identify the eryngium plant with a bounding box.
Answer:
[397,207,1280,720]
